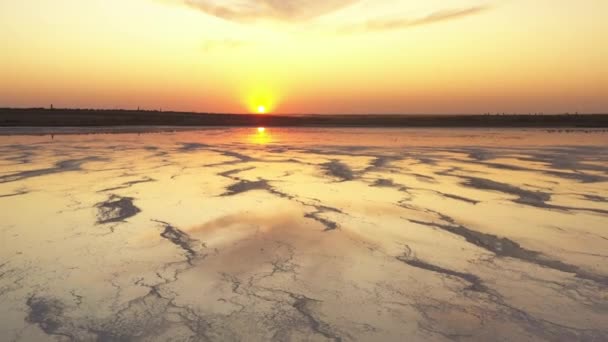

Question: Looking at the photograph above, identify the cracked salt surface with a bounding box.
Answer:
[0,127,607,341]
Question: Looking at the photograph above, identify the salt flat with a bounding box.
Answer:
[0,128,607,341]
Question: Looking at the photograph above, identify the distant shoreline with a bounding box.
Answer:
[1,108,608,128]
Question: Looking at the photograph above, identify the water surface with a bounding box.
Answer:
[1,128,607,341]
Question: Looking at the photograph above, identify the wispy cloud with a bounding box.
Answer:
[181,0,359,22]
[174,1,492,34]
[340,6,490,34]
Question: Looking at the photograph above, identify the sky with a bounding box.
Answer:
[0,0,607,114]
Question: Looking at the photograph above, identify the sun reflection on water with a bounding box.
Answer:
[250,127,272,145]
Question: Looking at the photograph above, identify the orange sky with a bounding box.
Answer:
[0,0,607,114]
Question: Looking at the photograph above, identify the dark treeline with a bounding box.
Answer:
[1,108,608,128]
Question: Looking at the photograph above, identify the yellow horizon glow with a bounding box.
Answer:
[245,86,278,114]
[0,0,606,114]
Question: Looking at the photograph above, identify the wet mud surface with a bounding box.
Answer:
[1,128,607,341]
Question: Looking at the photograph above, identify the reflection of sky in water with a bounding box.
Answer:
[2,127,608,147]
[249,127,273,145]
[0,128,607,341]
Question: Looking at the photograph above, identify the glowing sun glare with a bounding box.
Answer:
[258,127,266,133]
[257,105,266,114]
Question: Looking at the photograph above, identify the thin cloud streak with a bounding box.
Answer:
[181,0,359,22]
[340,6,491,34]
[175,1,492,34]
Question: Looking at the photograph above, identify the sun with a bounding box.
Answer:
[244,86,278,114]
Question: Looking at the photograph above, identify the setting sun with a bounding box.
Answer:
[245,87,278,114]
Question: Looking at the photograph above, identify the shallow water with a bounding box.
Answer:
[1,128,607,341]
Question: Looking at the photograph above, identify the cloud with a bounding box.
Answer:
[181,0,359,22]
[173,1,492,34]
[339,5,490,33]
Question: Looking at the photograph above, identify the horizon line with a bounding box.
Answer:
[2,106,606,116]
